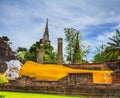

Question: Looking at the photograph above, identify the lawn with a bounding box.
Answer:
[0,91,82,98]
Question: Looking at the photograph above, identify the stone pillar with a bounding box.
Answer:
[38,39,44,64]
[57,38,63,65]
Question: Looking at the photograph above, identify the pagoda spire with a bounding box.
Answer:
[44,18,49,37]
[43,18,50,44]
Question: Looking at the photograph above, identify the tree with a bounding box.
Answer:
[17,47,28,52]
[24,41,39,62]
[24,52,37,62]
[92,44,107,63]
[64,28,90,64]
[93,29,120,62]
[16,47,28,63]
[64,28,77,63]
[0,75,8,90]
[24,41,57,63]
[29,41,39,53]
[43,44,57,63]
[104,29,120,61]
[72,32,82,64]
[108,29,120,47]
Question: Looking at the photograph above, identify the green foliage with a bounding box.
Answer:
[16,40,57,63]
[0,36,12,44]
[0,75,8,90]
[16,47,28,63]
[29,41,39,53]
[93,29,120,63]
[16,41,40,62]
[0,75,8,84]
[16,52,26,63]
[104,46,120,61]
[81,45,91,62]
[92,44,107,63]
[0,36,10,42]
[108,29,120,47]
[93,52,106,63]
[24,52,37,62]
[72,32,82,64]
[24,41,39,62]
[104,29,120,61]
[43,44,57,63]
[64,28,77,63]
[64,28,90,64]
[17,47,28,52]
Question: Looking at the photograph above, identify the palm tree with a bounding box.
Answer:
[108,29,120,47]
[104,29,120,61]
[92,44,107,63]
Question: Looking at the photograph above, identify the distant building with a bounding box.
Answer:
[37,18,51,63]
[42,18,51,45]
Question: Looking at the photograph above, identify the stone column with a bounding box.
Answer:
[57,38,63,65]
[38,39,44,64]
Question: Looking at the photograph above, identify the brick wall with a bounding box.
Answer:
[0,61,7,73]
[1,73,120,97]
[63,63,108,70]
[58,73,92,85]
[67,73,93,85]
[0,39,14,60]
[8,73,93,87]
[3,80,120,97]
[112,71,120,84]
[0,39,15,73]
[63,61,120,71]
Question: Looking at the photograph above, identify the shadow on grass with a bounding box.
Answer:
[0,95,5,98]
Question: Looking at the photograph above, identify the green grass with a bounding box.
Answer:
[0,91,83,98]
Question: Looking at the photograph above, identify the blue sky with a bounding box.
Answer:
[0,0,120,61]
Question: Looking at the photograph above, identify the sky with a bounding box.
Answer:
[0,0,120,61]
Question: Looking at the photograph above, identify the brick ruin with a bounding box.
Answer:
[1,40,119,97]
[64,60,120,71]
[1,36,120,97]
[0,39,15,61]
[0,39,15,73]
[2,37,119,97]
[0,62,7,74]
[2,72,120,97]
[9,73,93,86]
[112,70,120,84]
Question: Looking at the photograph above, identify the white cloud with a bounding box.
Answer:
[96,31,115,42]
[114,24,120,30]
[0,0,120,61]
